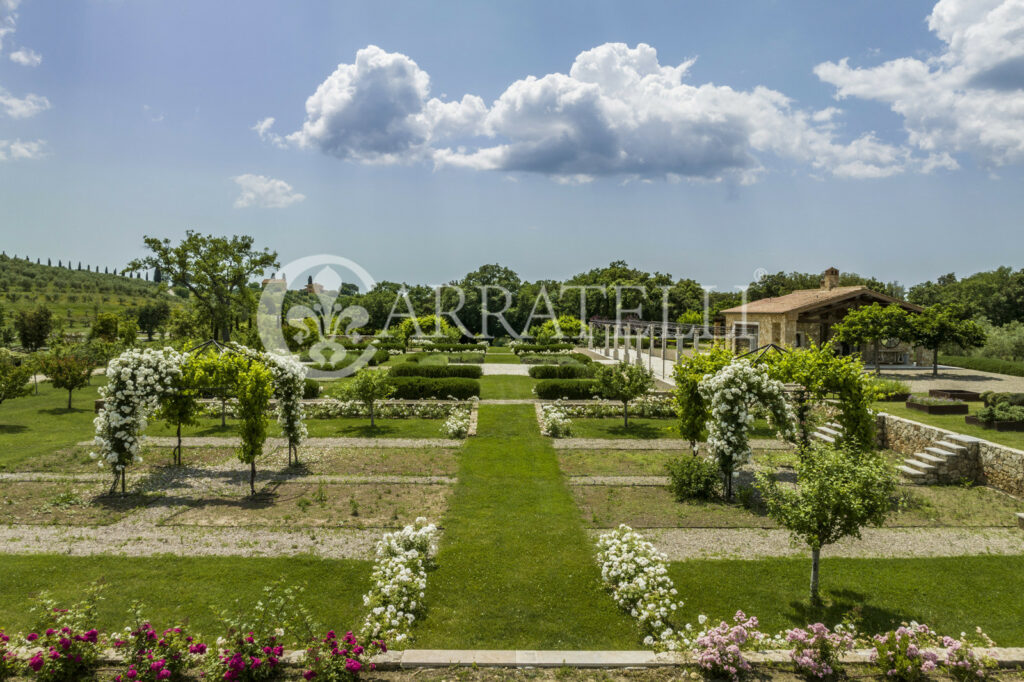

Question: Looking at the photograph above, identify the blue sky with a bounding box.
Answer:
[1,0,1022,290]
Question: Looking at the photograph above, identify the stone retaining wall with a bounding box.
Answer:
[877,411,1024,494]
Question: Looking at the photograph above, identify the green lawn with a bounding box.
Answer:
[415,404,639,649]
[145,415,447,439]
[0,381,104,470]
[484,350,520,364]
[670,556,1024,645]
[479,375,536,399]
[874,400,1024,450]
[0,555,370,642]
[568,417,778,441]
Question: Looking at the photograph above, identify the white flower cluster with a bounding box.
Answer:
[91,347,185,476]
[361,517,438,646]
[307,399,464,420]
[554,396,675,419]
[596,525,685,650]
[539,403,572,437]
[699,360,795,469]
[440,410,472,438]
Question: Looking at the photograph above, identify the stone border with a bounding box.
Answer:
[77,436,464,449]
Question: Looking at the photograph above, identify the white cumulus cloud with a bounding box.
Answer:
[232,174,306,209]
[9,46,39,66]
[0,85,49,118]
[265,42,915,182]
[814,0,1024,169]
[0,138,45,161]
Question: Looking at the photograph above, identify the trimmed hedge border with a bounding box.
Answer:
[941,354,1024,378]
[390,364,483,379]
[513,343,575,354]
[534,378,600,400]
[421,342,488,352]
[390,376,480,400]
[528,364,594,379]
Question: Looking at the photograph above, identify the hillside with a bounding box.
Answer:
[0,253,177,332]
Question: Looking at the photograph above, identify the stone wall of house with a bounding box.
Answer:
[876,411,1024,494]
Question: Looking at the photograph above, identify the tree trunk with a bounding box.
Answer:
[121,469,126,495]
[221,397,226,427]
[690,440,698,457]
[623,402,629,428]
[810,547,821,603]
[250,461,256,496]
[67,390,73,410]
[370,401,375,428]
[933,345,939,376]
[873,340,881,374]
[175,423,182,466]
[724,468,733,500]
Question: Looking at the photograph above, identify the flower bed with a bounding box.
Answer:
[929,389,982,402]
[906,397,969,415]
[965,415,1024,432]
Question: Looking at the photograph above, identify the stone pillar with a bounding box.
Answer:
[604,325,610,355]
[588,324,594,349]
[623,327,630,363]
[613,325,620,361]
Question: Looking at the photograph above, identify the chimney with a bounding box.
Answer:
[822,267,840,290]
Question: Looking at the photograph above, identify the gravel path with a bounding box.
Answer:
[480,399,538,404]
[569,476,667,486]
[481,364,531,376]
[877,367,1024,393]
[77,436,462,449]
[553,438,787,450]
[605,527,1024,560]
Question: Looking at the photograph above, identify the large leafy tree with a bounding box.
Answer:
[595,361,655,427]
[909,267,1024,326]
[136,301,172,341]
[909,306,986,376]
[14,305,53,351]
[39,346,94,409]
[832,303,910,374]
[757,444,895,603]
[127,232,279,342]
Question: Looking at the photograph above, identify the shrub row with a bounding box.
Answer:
[941,354,1024,378]
[534,378,600,400]
[389,376,480,400]
[390,364,482,379]
[528,364,595,379]
[421,342,487,352]
[310,349,389,371]
[513,343,575,354]
[981,391,1024,407]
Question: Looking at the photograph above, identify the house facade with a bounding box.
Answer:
[720,268,930,365]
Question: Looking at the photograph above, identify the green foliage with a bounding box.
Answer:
[672,345,733,454]
[156,360,202,465]
[594,361,655,427]
[676,309,704,326]
[302,378,321,399]
[0,350,32,406]
[977,404,1024,423]
[135,300,171,341]
[832,303,910,372]
[869,377,912,400]
[666,455,720,501]
[390,364,483,378]
[944,354,1024,377]
[388,376,480,400]
[344,369,396,426]
[235,361,273,494]
[533,379,600,400]
[531,315,582,343]
[14,305,53,351]
[981,391,1024,407]
[127,231,278,342]
[908,267,1024,326]
[394,315,460,346]
[38,346,94,409]
[909,306,986,374]
[527,364,595,379]
[420,342,486,352]
[89,312,120,342]
[757,443,896,601]
[512,343,575,354]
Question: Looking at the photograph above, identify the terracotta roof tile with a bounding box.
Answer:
[721,286,921,315]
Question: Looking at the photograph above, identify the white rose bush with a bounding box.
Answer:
[360,518,438,646]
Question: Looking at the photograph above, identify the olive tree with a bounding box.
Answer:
[595,361,655,427]
[0,351,32,407]
[672,345,733,455]
[832,303,909,374]
[347,368,395,427]
[909,306,986,376]
[39,346,94,409]
[757,444,895,603]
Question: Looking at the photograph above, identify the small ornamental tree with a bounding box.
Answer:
[347,368,395,427]
[395,314,460,347]
[699,360,795,499]
[136,301,171,341]
[39,346,94,409]
[595,361,655,427]
[909,306,986,376]
[89,312,121,343]
[118,316,140,347]
[832,303,909,374]
[672,345,733,455]
[156,361,201,466]
[236,361,273,496]
[0,350,32,407]
[757,443,895,603]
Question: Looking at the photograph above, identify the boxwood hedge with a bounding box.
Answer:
[390,364,483,379]
[528,364,595,379]
[389,376,480,400]
[534,379,600,400]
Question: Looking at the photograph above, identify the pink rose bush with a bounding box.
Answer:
[870,623,941,680]
[301,630,386,681]
[693,611,762,681]
[0,630,19,680]
[112,613,207,682]
[786,622,855,678]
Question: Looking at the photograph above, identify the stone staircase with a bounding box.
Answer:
[896,438,970,485]
[812,422,971,485]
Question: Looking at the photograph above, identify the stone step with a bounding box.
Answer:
[914,451,946,466]
[904,458,936,472]
[897,464,927,478]
[924,446,957,460]
[934,440,967,454]
[811,432,835,444]
[818,426,842,437]
[827,422,843,431]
